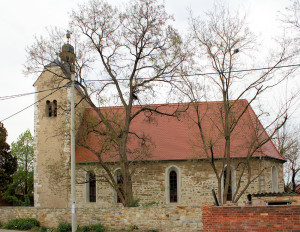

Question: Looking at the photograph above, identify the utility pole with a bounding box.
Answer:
[259,153,262,193]
[70,69,77,232]
[60,31,77,232]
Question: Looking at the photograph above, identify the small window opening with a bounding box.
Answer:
[169,170,177,203]
[88,172,96,202]
[46,100,52,117]
[53,100,57,117]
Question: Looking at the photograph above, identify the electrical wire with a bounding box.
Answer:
[0,62,299,122]
[0,83,69,122]
[84,63,300,82]
[0,86,68,101]
[0,63,299,100]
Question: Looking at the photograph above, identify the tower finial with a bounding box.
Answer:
[66,30,72,44]
[59,30,76,67]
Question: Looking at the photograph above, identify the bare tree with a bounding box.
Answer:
[25,0,186,207]
[174,5,294,204]
[274,125,300,191]
[282,0,300,30]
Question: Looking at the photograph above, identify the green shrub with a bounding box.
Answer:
[57,223,72,232]
[40,226,48,232]
[0,221,3,228]
[128,199,140,207]
[78,223,106,232]
[128,225,139,231]
[89,224,106,232]
[5,218,40,230]
[142,201,157,207]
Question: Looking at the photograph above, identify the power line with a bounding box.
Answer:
[84,63,300,82]
[0,84,69,122]
[1,63,298,121]
[0,86,68,101]
[1,63,298,101]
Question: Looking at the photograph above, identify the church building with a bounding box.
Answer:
[32,43,285,209]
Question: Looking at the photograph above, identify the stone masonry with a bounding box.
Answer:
[0,205,203,232]
[75,158,284,207]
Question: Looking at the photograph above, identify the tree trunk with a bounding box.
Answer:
[223,97,231,204]
[118,132,134,207]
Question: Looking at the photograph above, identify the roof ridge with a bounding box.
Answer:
[85,99,249,110]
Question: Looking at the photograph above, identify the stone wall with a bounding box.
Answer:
[0,205,202,232]
[252,194,300,206]
[202,204,300,231]
[76,158,284,207]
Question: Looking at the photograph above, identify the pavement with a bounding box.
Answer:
[0,230,28,232]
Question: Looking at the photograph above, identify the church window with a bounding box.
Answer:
[86,172,96,202]
[169,171,177,202]
[271,166,278,193]
[165,166,180,203]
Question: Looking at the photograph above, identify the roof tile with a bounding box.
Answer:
[76,100,285,163]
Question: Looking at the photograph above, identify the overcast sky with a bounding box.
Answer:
[0,0,295,144]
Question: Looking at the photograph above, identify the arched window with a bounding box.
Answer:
[115,169,124,203]
[221,165,236,203]
[165,166,181,203]
[169,171,177,202]
[271,166,278,193]
[86,172,96,202]
[46,100,52,117]
[53,100,57,117]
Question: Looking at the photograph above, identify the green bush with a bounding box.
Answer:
[128,225,139,231]
[142,201,157,207]
[89,224,106,232]
[4,218,40,230]
[40,226,48,232]
[78,223,105,232]
[57,223,72,232]
[0,221,3,228]
[128,199,140,207]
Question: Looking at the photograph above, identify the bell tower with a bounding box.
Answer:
[33,33,87,208]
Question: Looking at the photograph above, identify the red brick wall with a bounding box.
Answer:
[202,204,300,231]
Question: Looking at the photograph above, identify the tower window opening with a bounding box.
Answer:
[53,100,57,117]
[46,100,52,117]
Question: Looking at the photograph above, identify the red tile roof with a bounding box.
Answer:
[76,100,285,163]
